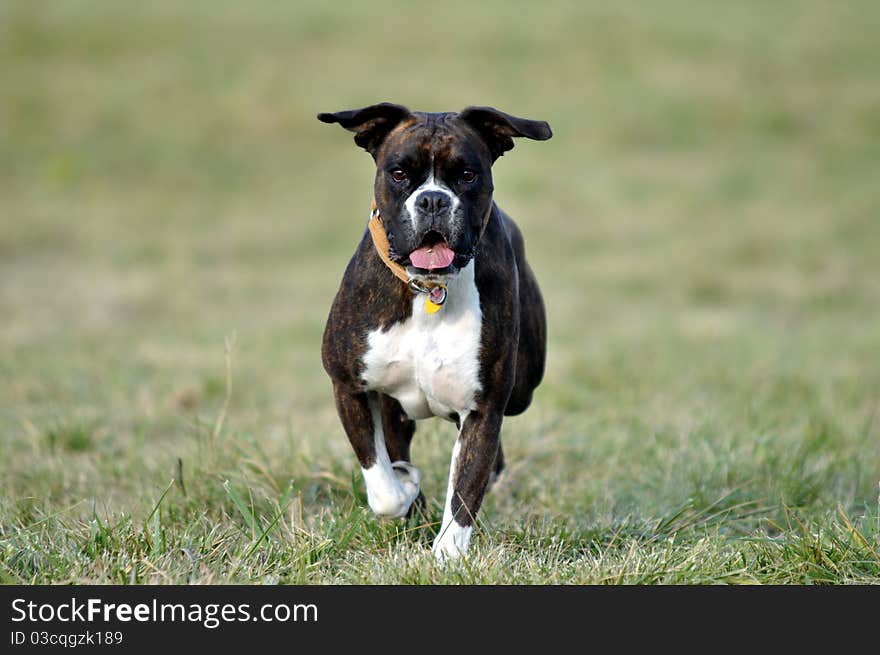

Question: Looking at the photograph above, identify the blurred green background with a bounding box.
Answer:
[1,1,879,582]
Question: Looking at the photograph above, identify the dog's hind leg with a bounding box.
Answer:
[487,440,505,493]
[379,394,416,462]
[332,384,421,519]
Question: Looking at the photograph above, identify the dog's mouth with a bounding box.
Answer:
[406,231,458,274]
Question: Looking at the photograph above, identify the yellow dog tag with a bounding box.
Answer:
[425,285,447,314]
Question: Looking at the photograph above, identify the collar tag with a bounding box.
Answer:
[425,285,447,314]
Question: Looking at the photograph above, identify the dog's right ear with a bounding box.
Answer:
[458,106,552,161]
[317,103,413,158]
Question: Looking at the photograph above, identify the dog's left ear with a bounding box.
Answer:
[317,102,413,159]
[458,106,552,161]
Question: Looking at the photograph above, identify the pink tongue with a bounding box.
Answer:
[409,242,455,270]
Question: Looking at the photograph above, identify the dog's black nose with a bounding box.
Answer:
[416,191,451,215]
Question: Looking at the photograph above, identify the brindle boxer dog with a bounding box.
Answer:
[317,103,551,559]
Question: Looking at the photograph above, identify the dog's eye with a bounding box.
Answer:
[390,168,408,183]
[460,169,477,183]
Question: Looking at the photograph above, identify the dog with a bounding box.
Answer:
[317,103,551,559]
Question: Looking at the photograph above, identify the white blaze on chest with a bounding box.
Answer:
[361,262,482,420]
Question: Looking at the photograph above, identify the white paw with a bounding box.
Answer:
[391,460,421,499]
[362,461,421,518]
[432,523,473,562]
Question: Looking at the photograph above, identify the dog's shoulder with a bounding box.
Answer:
[321,230,412,391]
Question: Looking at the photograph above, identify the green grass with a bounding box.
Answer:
[2,0,880,584]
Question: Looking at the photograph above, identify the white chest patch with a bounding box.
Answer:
[361,262,482,421]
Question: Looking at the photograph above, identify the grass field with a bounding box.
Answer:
[2,0,880,584]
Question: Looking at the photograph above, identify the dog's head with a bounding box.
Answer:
[318,103,551,277]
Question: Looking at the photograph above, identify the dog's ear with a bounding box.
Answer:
[458,106,552,161]
[317,102,413,158]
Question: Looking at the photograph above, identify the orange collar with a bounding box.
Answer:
[368,199,410,285]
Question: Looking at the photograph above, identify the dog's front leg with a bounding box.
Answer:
[432,409,503,561]
[332,383,421,519]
